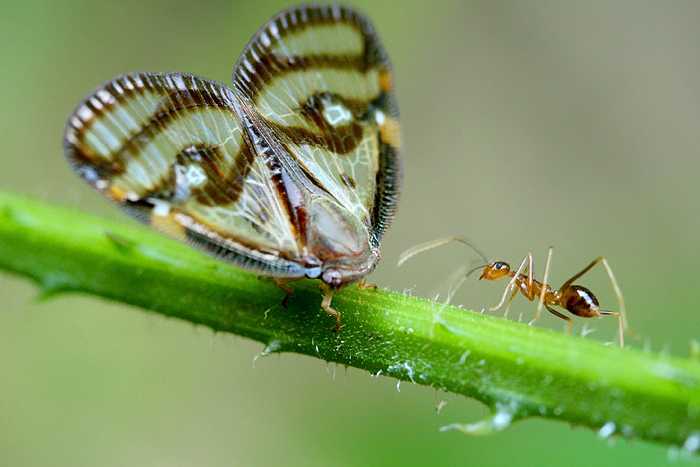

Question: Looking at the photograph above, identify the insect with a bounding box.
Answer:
[399,238,630,347]
[63,4,402,331]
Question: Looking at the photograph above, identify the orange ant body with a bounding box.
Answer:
[399,238,630,347]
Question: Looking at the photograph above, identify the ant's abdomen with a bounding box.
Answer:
[563,285,600,318]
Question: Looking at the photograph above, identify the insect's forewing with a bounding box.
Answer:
[233,4,402,243]
[64,72,306,276]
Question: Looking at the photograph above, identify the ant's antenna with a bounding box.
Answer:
[398,236,489,267]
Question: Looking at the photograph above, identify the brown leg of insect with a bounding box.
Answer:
[274,278,295,307]
[559,256,628,347]
[358,279,377,290]
[321,286,341,332]
[532,246,554,325]
[600,310,623,347]
[502,287,520,320]
[545,304,574,334]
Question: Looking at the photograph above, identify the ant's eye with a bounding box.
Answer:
[495,262,508,270]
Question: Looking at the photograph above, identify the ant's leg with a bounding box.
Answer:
[503,253,535,319]
[560,257,603,289]
[599,310,623,347]
[598,258,630,343]
[532,247,553,325]
[490,254,532,311]
[502,287,519,319]
[560,256,630,347]
[545,304,574,334]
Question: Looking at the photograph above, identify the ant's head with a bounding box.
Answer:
[480,261,511,281]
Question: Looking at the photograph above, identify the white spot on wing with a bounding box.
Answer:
[132,75,144,88]
[89,96,103,111]
[323,103,352,126]
[112,80,124,95]
[96,89,115,105]
[150,200,171,217]
[175,164,207,187]
[375,109,386,126]
[269,22,280,39]
[261,31,271,47]
[172,75,186,90]
[70,116,83,130]
[77,105,93,123]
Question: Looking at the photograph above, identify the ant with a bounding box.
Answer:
[399,237,630,347]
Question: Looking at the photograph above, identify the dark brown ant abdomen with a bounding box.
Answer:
[561,285,600,318]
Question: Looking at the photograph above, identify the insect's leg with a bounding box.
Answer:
[502,287,520,319]
[545,304,574,334]
[274,278,296,307]
[560,256,630,347]
[532,247,553,325]
[598,258,630,347]
[321,286,341,332]
[599,311,623,347]
[490,254,531,311]
[559,257,603,289]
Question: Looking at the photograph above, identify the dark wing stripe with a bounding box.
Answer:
[233,4,382,98]
[66,73,257,206]
[236,53,370,99]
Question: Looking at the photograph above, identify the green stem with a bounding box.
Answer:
[1,189,699,450]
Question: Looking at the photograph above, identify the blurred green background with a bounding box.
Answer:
[2,1,699,465]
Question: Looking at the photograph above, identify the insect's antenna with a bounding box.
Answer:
[398,236,489,267]
[466,264,487,278]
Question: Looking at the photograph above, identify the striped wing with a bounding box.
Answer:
[233,4,402,242]
[64,72,309,277]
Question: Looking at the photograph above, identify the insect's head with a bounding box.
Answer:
[479,261,511,281]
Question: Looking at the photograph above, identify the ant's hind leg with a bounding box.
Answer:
[598,258,629,341]
[561,256,629,347]
[600,310,624,347]
[545,304,574,334]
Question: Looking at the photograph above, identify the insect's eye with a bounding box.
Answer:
[494,262,508,271]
